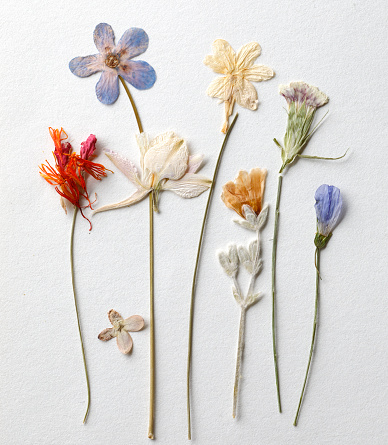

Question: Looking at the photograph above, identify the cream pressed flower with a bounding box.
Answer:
[204,39,274,133]
[98,309,144,354]
[93,131,211,214]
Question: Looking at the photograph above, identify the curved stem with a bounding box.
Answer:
[119,75,144,133]
[70,207,91,424]
[293,248,320,426]
[233,306,246,418]
[186,113,239,439]
[148,193,155,439]
[271,174,283,413]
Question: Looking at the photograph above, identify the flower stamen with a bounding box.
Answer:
[105,53,120,69]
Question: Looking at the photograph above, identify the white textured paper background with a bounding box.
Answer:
[1,0,387,444]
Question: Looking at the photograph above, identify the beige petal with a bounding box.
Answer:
[206,76,229,100]
[204,39,236,74]
[136,132,150,170]
[187,154,204,173]
[105,150,143,188]
[162,173,211,198]
[123,315,145,332]
[116,330,133,354]
[98,327,115,341]
[144,132,189,182]
[233,78,258,110]
[243,64,274,82]
[236,42,261,71]
[93,188,150,214]
[108,309,123,324]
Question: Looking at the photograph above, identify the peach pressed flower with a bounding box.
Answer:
[98,309,145,354]
[39,127,110,228]
[204,39,274,133]
[221,168,267,218]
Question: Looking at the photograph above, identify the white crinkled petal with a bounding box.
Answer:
[136,132,150,170]
[162,173,211,198]
[144,132,189,181]
[236,42,261,70]
[243,65,274,82]
[233,78,258,110]
[93,188,150,214]
[187,154,204,173]
[116,330,133,354]
[204,39,236,74]
[105,150,144,188]
[206,76,229,100]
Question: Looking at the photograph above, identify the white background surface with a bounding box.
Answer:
[1,0,388,444]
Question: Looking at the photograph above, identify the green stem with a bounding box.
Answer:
[233,306,246,418]
[271,174,283,413]
[70,206,91,424]
[119,75,144,133]
[148,193,155,439]
[120,75,155,438]
[186,113,239,439]
[293,247,320,426]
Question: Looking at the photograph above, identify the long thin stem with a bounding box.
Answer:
[186,113,239,439]
[271,174,283,413]
[69,206,91,424]
[148,193,155,439]
[233,306,246,418]
[293,247,320,426]
[119,76,155,437]
[119,75,143,133]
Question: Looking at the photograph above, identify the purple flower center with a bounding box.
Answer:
[105,53,120,68]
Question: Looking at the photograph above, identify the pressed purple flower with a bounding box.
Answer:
[69,23,156,105]
[279,81,328,109]
[314,184,342,237]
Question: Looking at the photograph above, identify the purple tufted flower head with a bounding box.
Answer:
[279,81,328,110]
[314,184,342,248]
[277,81,329,173]
[69,23,156,105]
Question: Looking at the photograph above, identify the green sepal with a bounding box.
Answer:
[314,232,332,249]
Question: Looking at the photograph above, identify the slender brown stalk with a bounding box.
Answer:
[186,113,238,439]
[119,76,157,438]
[148,193,155,439]
[69,206,91,423]
[293,248,320,426]
[119,75,143,133]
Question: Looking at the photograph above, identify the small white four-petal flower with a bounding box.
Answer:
[98,309,144,354]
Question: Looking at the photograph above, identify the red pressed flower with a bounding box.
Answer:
[39,127,111,229]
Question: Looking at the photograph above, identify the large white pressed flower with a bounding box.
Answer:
[94,131,211,213]
[204,39,274,133]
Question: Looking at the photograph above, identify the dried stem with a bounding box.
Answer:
[233,306,246,418]
[148,193,155,439]
[119,75,143,133]
[293,248,320,426]
[69,206,91,423]
[119,76,156,438]
[186,113,238,439]
[271,174,283,413]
